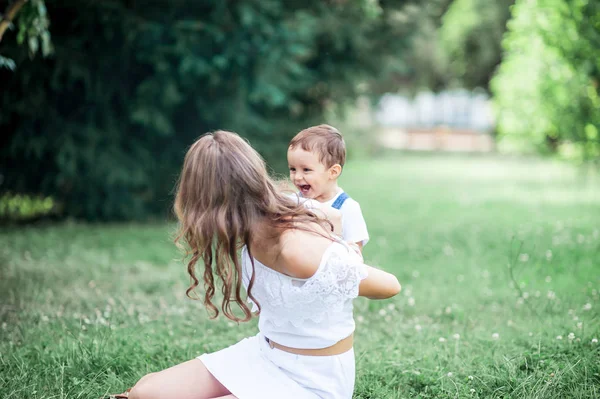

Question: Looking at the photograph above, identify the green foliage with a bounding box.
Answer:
[439,0,514,90]
[0,193,55,221]
[492,0,600,162]
[0,0,52,70]
[368,1,454,94]
[1,154,599,398]
[389,0,513,93]
[15,0,52,57]
[0,0,412,220]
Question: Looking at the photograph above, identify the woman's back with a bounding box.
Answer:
[243,224,367,349]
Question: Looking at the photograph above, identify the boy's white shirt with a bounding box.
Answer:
[290,189,369,246]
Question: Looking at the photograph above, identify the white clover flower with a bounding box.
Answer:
[452,333,460,340]
[516,298,524,306]
[492,333,499,340]
[378,309,387,316]
[470,388,475,393]
[547,291,556,300]
[577,234,585,244]
[577,322,583,329]
[522,292,529,299]
[447,372,453,377]
[529,332,533,337]
[583,303,592,311]
[412,270,420,278]
[457,274,464,282]
[443,244,454,256]
[387,303,396,311]
[357,315,365,323]
[545,250,553,260]
[439,337,447,343]
[568,333,575,341]
[519,253,529,262]
[535,291,541,297]
[556,335,563,340]
[545,276,552,283]
[507,320,514,327]
[445,306,452,314]
[415,324,422,332]
[592,338,598,344]
[408,297,415,307]
[468,375,474,380]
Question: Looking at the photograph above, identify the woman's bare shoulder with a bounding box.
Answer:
[278,228,332,279]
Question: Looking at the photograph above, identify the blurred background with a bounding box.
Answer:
[1,0,598,223]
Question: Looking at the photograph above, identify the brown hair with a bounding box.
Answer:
[289,124,346,168]
[174,130,332,322]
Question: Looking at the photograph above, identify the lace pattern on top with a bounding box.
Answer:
[242,243,367,327]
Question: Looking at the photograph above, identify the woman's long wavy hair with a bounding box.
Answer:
[174,130,332,322]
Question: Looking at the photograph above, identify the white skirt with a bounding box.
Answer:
[198,333,355,399]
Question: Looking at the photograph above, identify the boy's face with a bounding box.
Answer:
[287,147,340,201]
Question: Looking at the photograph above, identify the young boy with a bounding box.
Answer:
[287,124,369,249]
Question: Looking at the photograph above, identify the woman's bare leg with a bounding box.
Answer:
[128,358,230,399]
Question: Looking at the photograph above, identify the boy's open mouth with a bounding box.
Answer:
[298,184,311,195]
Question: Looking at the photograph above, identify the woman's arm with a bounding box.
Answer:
[359,265,401,299]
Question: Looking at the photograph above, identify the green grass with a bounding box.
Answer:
[1,153,599,399]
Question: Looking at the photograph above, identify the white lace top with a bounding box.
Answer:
[241,240,368,349]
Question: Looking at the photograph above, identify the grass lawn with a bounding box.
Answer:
[1,153,599,398]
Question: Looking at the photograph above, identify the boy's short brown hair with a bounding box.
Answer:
[289,124,346,168]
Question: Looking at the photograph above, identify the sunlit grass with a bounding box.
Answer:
[1,153,599,398]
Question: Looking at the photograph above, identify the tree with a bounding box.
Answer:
[491,0,600,161]
[439,0,514,90]
[380,0,514,93]
[0,0,414,220]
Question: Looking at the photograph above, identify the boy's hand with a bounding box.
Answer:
[304,200,342,236]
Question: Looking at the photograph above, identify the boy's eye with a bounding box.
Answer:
[303,168,311,172]
[289,168,296,172]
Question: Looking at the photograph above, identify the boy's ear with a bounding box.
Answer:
[329,164,342,179]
